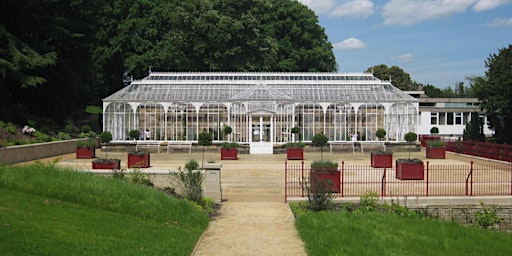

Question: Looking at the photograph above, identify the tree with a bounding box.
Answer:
[222,125,232,141]
[376,128,387,151]
[367,64,416,90]
[463,113,485,142]
[311,132,329,162]
[473,44,512,144]
[198,132,213,167]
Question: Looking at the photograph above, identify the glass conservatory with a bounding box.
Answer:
[103,72,418,153]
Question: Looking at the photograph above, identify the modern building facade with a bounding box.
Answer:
[103,72,419,153]
[407,90,493,138]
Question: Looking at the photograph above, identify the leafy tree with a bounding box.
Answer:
[463,113,485,142]
[422,84,444,97]
[311,132,329,162]
[473,44,512,144]
[367,64,416,90]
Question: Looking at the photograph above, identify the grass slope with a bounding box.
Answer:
[295,210,512,256]
[0,164,209,255]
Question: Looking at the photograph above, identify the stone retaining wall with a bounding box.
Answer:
[412,205,512,233]
[0,139,98,165]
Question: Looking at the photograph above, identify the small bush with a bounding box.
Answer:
[129,129,140,140]
[0,120,5,128]
[358,192,379,212]
[427,140,446,148]
[129,169,154,187]
[58,132,71,140]
[99,131,113,144]
[474,203,502,229]
[311,161,338,171]
[81,125,91,133]
[64,124,74,134]
[286,142,306,148]
[6,122,16,134]
[174,160,204,205]
[221,142,239,149]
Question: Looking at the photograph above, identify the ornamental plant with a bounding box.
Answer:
[285,142,305,148]
[311,132,329,162]
[404,132,417,160]
[426,140,445,148]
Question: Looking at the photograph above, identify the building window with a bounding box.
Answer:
[455,112,462,125]
[447,112,454,125]
[430,113,438,125]
[439,112,446,125]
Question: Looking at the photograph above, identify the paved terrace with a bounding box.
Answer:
[22,148,512,256]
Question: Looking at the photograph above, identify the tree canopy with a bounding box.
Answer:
[0,0,337,126]
[366,64,415,91]
[472,44,512,144]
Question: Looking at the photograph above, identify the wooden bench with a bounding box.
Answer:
[136,141,162,153]
[166,141,193,154]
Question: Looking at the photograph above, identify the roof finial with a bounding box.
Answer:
[148,66,152,73]
[389,75,392,82]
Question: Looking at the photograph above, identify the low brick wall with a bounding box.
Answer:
[0,139,98,165]
[412,205,512,233]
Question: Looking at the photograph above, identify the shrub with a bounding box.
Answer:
[57,132,71,140]
[99,131,113,144]
[426,140,445,148]
[358,192,379,212]
[305,178,334,212]
[129,130,140,140]
[129,169,154,187]
[376,128,386,140]
[6,122,16,134]
[474,203,502,229]
[80,125,91,133]
[76,140,96,148]
[285,142,305,148]
[0,120,5,128]
[64,124,74,134]
[174,160,204,205]
[311,161,338,171]
[430,126,439,134]
[221,141,238,149]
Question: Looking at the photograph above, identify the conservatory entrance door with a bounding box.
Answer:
[249,114,273,154]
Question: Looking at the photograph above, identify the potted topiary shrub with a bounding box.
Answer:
[396,132,424,180]
[198,131,213,167]
[426,140,446,159]
[92,158,121,170]
[287,127,304,160]
[92,131,121,170]
[76,140,96,159]
[310,132,340,193]
[128,150,150,168]
[286,141,305,160]
[421,126,441,147]
[221,142,239,160]
[310,161,340,193]
[371,150,393,168]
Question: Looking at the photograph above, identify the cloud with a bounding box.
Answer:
[392,53,414,63]
[333,37,367,50]
[331,0,375,18]
[382,0,475,25]
[472,0,512,11]
[487,17,512,27]
[298,0,375,18]
[297,0,335,15]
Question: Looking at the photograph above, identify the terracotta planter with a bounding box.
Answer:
[287,148,304,160]
[310,170,340,193]
[92,159,120,169]
[371,153,393,168]
[426,147,446,159]
[396,160,424,180]
[221,148,238,160]
[76,147,95,159]
[128,152,150,168]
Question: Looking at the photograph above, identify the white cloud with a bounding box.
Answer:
[331,0,375,18]
[298,0,375,18]
[392,53,414,63]
[487,17,512,27]
[297,0,335,15]
[382,0,475,25]
[472,0,512,12]
[333,37,367,50]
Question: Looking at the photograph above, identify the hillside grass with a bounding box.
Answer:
[0,164,209,255]
[293,204,512,256]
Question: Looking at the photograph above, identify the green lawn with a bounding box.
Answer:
[294,208,512,256]
[0,164,209,255]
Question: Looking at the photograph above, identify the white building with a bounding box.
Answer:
[103,72,419,154]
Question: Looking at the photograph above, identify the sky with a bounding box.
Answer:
[298,0,512,88]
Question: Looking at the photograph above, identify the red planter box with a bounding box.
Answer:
[128,153,150,168]
[426,147,446,159]
[287,148,304,160]
[92,159,121,170]
[310,170,341,193]
[396,161,424,180]
[371,153,393,168]
[221,148,238,160]
[76,147,95,159]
